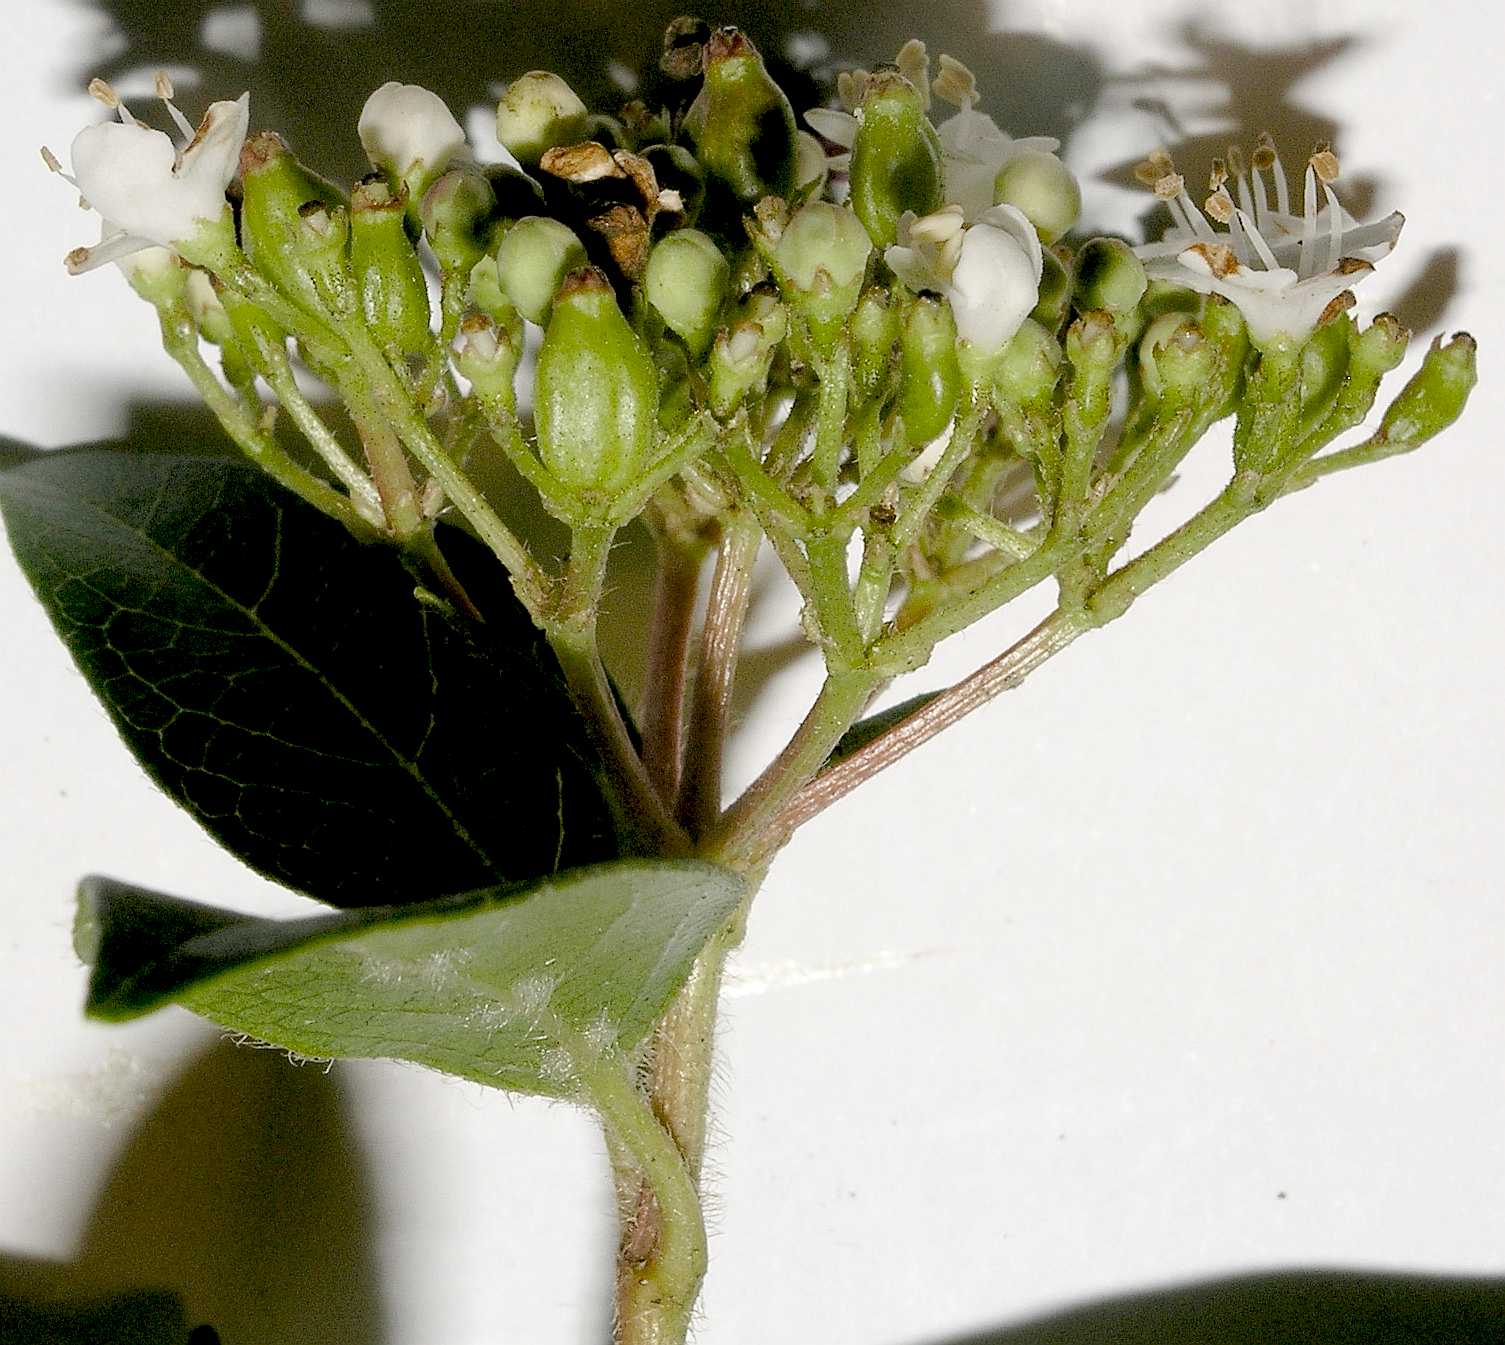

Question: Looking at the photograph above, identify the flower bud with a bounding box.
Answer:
[466,255,519,327]
[239,131,351,315]
[899,294,961,446]
[848,70,944,250]
[645,229,730,358]
[1376,332,1477,450]
[689,28,798,207]
[119,247,187,310]
[185,268,235,346]
[350,177,434,366]
[773,201,872,350]
[851,287,900,401]
[1143,316,1214,394]
[420,165,497,277]
[1072,237,1147,314]
[708,290,787,417]
[994,317,1063,405]
[358,81,467,210]
[1065,309,1118,378]
[495,72,589,169]
[535,267,660,503]
[1031,247,1072,331]
[993,149,1080,244]
[494,216,588,324]
[452,311,522,405]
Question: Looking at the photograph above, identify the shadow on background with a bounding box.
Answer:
[924,1268,1505,1345]
[0,1037,381,1345]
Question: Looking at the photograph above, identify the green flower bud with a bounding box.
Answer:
[1376,331,1477,450]
[535,267,661,503]
[350,177,434,366]
[238,131,351,316]
[466,255,519,327]
[1144,317,1214,394]
[642,144,706,226]
[452,311,522,405]
[993,149,1080,244]
[120,249,187,311]
[185,269,236,346]
[1350,311,1410,378]
[994,317,1063,405]
[1065,309,1118,377]
[420,165,497,278]
[645,228,730,358]
[1073,237,1147,314]
[1031,247,1072,331]
[1297,309,1353,428]
[494,216,588,324]
[848,70,944,250]
[899,294,961,446]
[495,71,589,169]
[689,28,798,207]
[851,287,900,401]
[773,201,872,350]
[708,290,786,417]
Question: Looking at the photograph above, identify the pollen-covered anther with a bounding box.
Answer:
[153,71,174,101]
[1251,133,1277,172]
[1152,172,1184,200]
[1204,190,1234,224]
[896,38,930,107]
[1310,146,1340,184]
[1208,158,1228,192]
[933,53,980,109]
[87,77,120,108]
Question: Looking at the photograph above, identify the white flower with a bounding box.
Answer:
[358,81,468,187]
[933,106,1061,221]
[50,75,248,273]
[885,202,1042,354]
[1133,138,1404,348]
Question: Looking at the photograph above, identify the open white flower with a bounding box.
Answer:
[1133,137,1404,348]
[885,202,1042,355]
[49,75,248,273]
[358,81,469,193]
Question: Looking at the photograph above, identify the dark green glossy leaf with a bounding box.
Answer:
[77,861,745,1097]
[824,691,941,768]
[0,444,616,906]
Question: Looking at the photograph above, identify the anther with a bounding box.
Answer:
[153,70,175,101]
[1310,146,1340,184]
[1227,144,1246,178]
[1251,131,1277,172]
[1204,191,1234,224]
[1153,172,1184,200]
[87,77,119,108]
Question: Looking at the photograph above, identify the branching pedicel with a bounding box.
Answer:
[10,20,1477,1345]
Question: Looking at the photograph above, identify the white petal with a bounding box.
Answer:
[178,94,251,194]
[804,107,858,150]
[950,220,1039,352]
[71,121,204,249]
[941,158,998,221]
[883,243,934,294]
[974,203,1043,285]
[358,81,467,179]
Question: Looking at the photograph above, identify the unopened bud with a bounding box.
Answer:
[1144,317,1214,393]
[452,312,522,403]
[773,201,873,350]
[358,81,468,210]
[1031,247,1072,331]
[494,216,588,324]
[420,165,497,277]
[994,317,1063,405]
[690,28,798,207]
[1349,312,1410,377]
[899,293,961,446]
[1376,332,1477,449]
[851,287,900,400]
[496,72,589,169]
[848,70,944,250]
[350,177,434,365]
[993,149,1080,244]
[708,290,786,416]
[1072,237,1147,314]
[118,248,186,310]
[645,229,730,358]
[535,267,661,503]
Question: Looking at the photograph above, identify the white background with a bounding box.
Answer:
[1,1,1501,1342]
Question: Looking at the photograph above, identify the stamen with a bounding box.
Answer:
[87,77,119,107]
[1300,163,1318,280]
[1266,135,1290,216]
[1228,147,1256,222]
[933,53,980,109]
[1223,201,1251,265]
[1234,208,1280,271]
[1322,181,1343,274]
[64,232,154,275]
[1152,171,1183,200]
[1175,183,1216,240]
[1251,167,1270,233]
[155,70,197,140]
[1226,144,1247,178]
[1204,188,1234,224]
[1310,144,1340,185]
[40,145,78,187]
[1164,193,1192,234]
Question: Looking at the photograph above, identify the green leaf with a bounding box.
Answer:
[0,443,617,906]
[824,691,940,768]
[77,861,744,1096]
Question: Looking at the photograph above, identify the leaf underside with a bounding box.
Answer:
[78,860,745,1098]
[0,444,618,906]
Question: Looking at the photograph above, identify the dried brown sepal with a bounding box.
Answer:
[661,15,710,79]
[540,141,624,185]
[587,202,651,280]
